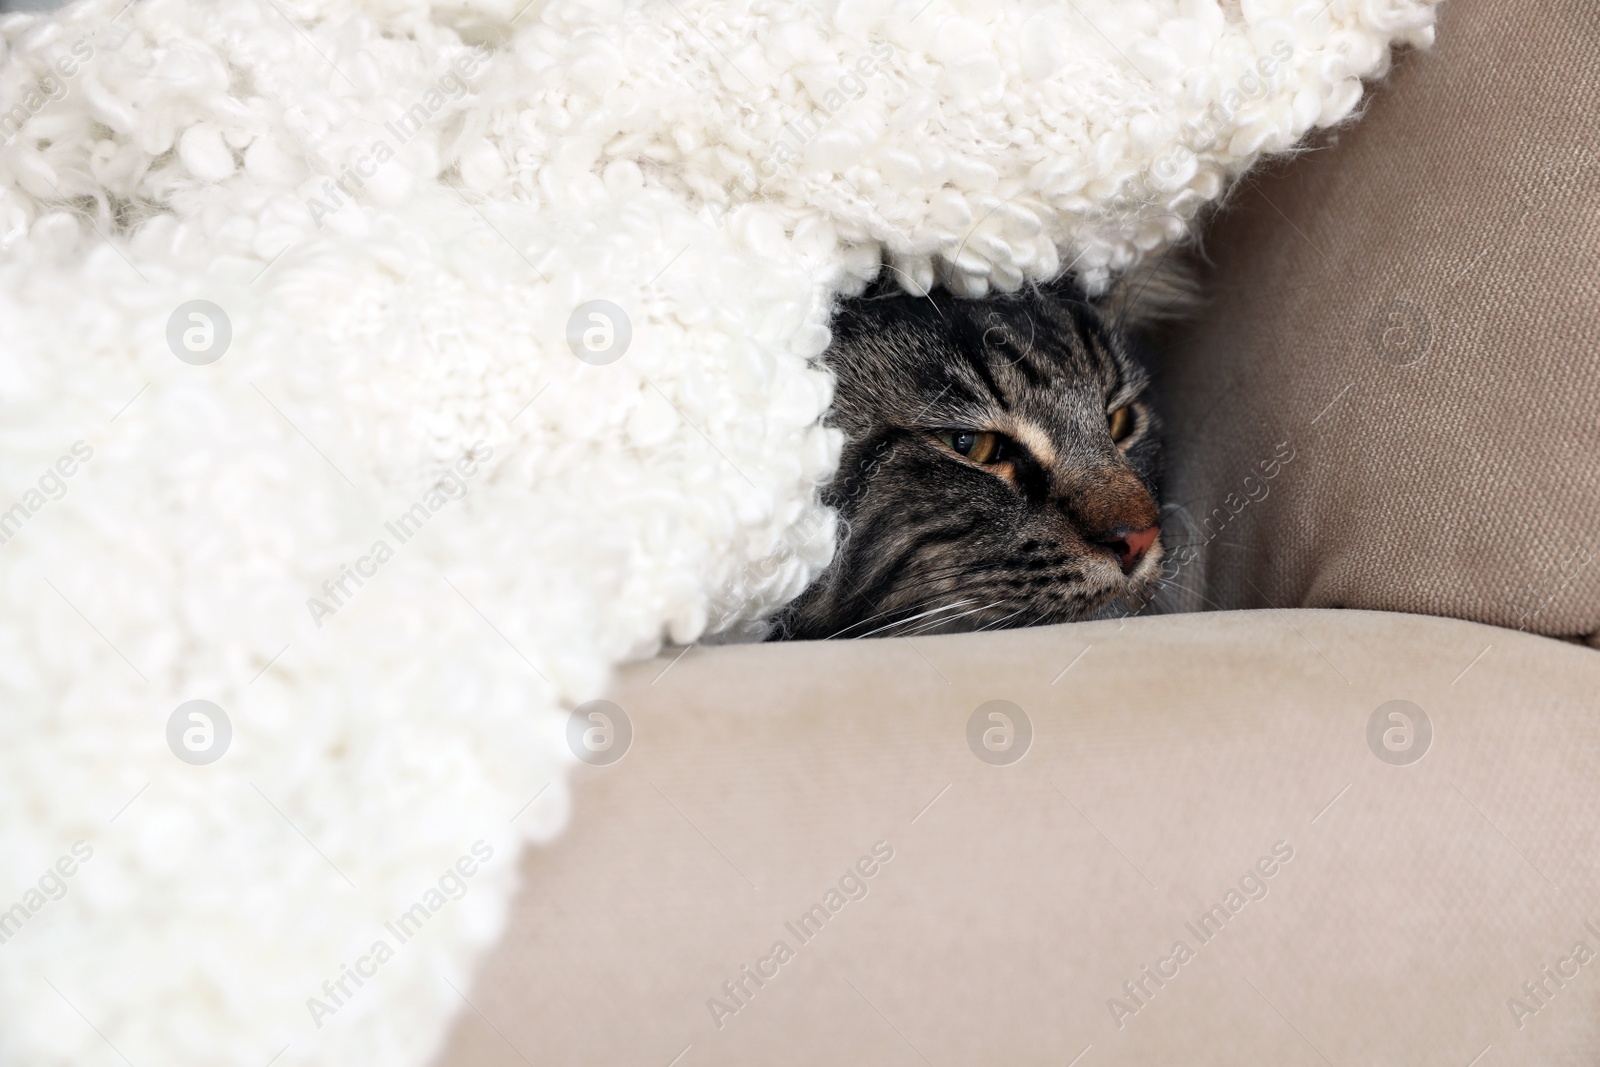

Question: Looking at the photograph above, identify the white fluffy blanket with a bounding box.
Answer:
[0,0,1436,1063]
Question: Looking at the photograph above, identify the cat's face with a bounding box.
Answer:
[772,283,1163,640]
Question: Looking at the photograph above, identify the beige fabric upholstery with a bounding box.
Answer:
[438,609,1600,1066]
[1153,0,1600,643]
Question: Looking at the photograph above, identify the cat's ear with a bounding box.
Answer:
[1095,249,1202,334]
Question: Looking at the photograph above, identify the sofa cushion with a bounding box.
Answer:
[437,609,1600,1066]
[1153,0,1600,644]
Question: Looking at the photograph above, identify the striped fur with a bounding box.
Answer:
[770,277,1165,641]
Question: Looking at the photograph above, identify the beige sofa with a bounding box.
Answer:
[439,3,1600,1064]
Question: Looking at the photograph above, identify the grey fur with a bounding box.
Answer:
[770,277,1168,641]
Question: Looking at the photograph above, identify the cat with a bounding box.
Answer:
[768,265,1186,641]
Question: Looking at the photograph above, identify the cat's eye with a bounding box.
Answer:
[1108,406,1135,444]
[938,429,1004,464]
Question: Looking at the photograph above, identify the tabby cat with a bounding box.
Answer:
[769,271,1175,641]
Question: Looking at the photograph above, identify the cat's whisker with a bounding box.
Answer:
[1147,574,1225,612]
[855,598,980,640]
[823,603,919,640]
[877,262,949,322]
[1028,609,1059,629]
[830,570,1005,634]
[896,600,1008,637]
[834,591,976,637]
[824,576,981,638]
[844,574,1017,638]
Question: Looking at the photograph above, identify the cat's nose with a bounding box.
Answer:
[1095,525,1159,575]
